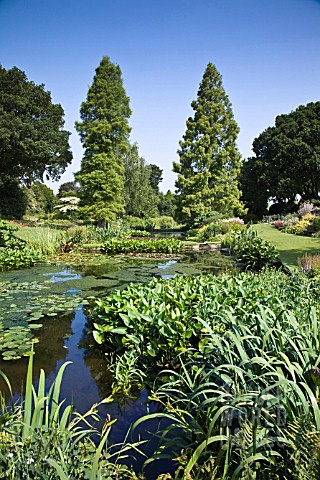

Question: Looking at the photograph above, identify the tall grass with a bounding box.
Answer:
[16,226,62,255]
[133,298,320,478]
[0,351,142,479]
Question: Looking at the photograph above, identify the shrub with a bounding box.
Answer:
[282,215,299,228]
[192,211,225,228]
[65,225,91,245]
[123,216,148,230]
[197,222,222,241]
[311,215,320,233]
[283,213,315,235]
[298,202,313,217]
[129,229,151,238]
[274,220,284,229]
[0,220,21,247]
[222,228,280,270]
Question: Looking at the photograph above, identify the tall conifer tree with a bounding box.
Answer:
[75,57,131,224]
[173,63,245,224]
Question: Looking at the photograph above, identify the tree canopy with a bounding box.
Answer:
[148,164,163,194]
[0,65,72,186]
[123,143,159,218]
[75,56,131,224]
[240,102,320,215]
[58,181,80,198]
[173,62,245,224]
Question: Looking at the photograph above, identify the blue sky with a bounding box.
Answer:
[1,0,320,192]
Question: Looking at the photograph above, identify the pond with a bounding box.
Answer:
[0,251,233,478]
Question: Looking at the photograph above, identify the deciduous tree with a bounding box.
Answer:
[124,143,159,217]
[0,65,72,185]
[241,102,320,215]
[75,56,131,224]
[173,63,245,224]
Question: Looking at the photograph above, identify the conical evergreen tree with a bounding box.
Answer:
[173,63,246,224]
[75,56,131,224]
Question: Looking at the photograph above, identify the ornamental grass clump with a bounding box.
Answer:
[0,351,140,479]
[298,253,320,278]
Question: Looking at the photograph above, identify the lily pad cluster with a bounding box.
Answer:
[0,280,82,360]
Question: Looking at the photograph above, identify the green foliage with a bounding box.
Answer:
[0,246,42,272]
[129,229,150,238]
[0,220,43,271]
[57,181,80,198]
[241,102,320,215]
[197,222,222,241]
[196,217,246,243]
[75,56,131,224]
[283,213,316,236]
[130,278,320,478]
[157,190,177,218]
[0,279,82,359]
[148,216,178,229]
[0,220,19,247]
[123,216,148,231]
[223,228,280,270]
[148,164,163,194]
[0,65,72,185]
[16,226,62,255]
[26,181,56,214]
[173,62,246,224]
[124,143,159,217]
[0,353,140,479]
[92,269,319,377]
[61,223,130,249]
[101,238,183,254]
[0,177,28,219]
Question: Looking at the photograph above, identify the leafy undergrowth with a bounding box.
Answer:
[101,238,184,254]
[92,268,319,373]
[90,269,320,478]
[0,353,141,479]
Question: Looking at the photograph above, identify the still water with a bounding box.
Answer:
[0,252,232,477]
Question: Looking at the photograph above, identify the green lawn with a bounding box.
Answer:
[252,223,320,267]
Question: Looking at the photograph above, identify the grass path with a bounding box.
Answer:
[252,223,320,267]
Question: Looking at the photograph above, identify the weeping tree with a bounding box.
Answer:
[173,62,246,224]
[75,56,131,225]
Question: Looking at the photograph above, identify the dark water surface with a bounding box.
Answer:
[0,252,232,477]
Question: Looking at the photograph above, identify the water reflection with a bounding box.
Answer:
[0,252,233,478]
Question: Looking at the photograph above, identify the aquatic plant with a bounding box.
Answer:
[92,269,320,387]
[0,351,142,479]
[133,300,320,478]
[101,238,183,254]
